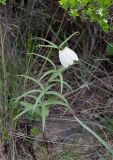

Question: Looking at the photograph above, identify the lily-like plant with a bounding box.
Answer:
[14,32,113,156]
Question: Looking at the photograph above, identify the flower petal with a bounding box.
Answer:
[61,51,74,65]
[64,47,79,61]
[59,47,79,68]
[59,51,69,68]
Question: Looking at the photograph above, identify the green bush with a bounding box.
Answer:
[0,0,6,5]
[59,0,112,31]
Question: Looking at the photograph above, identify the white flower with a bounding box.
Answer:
[104,19,108,23]
[59,47,79,68]
[96,8,103,17]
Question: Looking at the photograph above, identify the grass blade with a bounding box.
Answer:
[72,113,113,156]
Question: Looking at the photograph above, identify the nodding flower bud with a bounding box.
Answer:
[59,47,79,68]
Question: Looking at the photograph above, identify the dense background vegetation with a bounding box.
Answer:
[1,0,113,159]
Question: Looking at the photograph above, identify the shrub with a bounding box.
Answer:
[0,0,6,5]
[59,0,112,31]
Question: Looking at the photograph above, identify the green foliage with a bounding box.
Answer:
[59,0,112,31]
[3,128,10,141]
[14,54,70,131]
[31,127,40,137]
[0,0,6,5]
[106,43,113,55]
